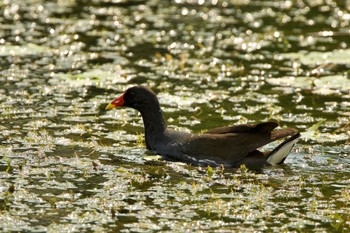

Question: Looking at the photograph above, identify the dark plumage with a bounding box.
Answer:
[106,86,300,168]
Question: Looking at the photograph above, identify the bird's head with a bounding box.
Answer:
[105,86,158,111]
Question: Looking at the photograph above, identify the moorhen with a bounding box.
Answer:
[106,86,300,168]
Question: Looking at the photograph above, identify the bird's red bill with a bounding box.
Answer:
[105,94,124,110]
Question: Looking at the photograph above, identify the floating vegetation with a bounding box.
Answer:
[267,75,350,94]
[282,49,350,65]
[0,43,51,56]
[0,0,349,232]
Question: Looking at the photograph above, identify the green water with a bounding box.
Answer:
[0,0,349,232]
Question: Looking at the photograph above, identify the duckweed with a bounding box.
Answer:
[0,0,349,232]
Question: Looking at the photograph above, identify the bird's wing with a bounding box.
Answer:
[203,121,278,134]
[180,122,298,162]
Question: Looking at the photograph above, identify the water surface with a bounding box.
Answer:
[0,0,349,232]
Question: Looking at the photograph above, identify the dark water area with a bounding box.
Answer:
[0,0,349,232]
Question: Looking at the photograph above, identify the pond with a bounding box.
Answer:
[0,0,349,232]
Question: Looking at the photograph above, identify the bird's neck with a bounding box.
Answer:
[139,106,167,150]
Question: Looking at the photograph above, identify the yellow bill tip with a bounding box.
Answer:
[105,103,117,110]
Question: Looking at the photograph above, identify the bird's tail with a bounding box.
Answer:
[266,132,301,165]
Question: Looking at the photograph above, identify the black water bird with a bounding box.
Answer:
[106,86,300,168]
